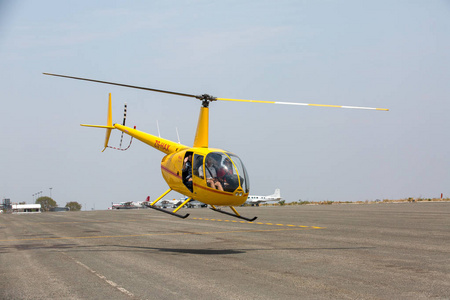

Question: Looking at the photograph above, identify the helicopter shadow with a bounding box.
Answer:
[0,241,375,256]
[0,243,246,255]
[112,244,246,255]
[62,244,376,256]
[108,244,376,253]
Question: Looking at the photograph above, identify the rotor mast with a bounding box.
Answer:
[193,94,216,148]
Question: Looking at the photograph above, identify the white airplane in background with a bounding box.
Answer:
[110,196,151,209]
[156,197,207,209]
[159,198,184,208]
[246,189,282,206]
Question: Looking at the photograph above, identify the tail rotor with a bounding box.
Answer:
[119,102,127,148]
[81,94,133,152]
[109,101,133,151]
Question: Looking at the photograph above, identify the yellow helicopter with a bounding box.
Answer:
[44,73,388,221]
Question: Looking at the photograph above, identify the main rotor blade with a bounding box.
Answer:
[43,73,199,99]
[216,97,389,111]
[43,72,388,111]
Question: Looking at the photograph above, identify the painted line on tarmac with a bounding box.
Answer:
[192,217,325,229]
[61,252,135,298]
[35,220,141,225]
[34,219,325,229]
[0,227,318,243]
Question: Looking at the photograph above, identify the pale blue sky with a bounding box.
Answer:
[1,1,449,209]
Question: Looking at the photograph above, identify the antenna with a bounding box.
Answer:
[156,120,161,137]
[176,127,181,144]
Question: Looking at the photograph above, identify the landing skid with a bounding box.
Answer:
[145,203,190,219]
[210,206,257,222]
[145,188,191,219]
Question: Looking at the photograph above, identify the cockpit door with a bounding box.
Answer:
[191,153,205,193]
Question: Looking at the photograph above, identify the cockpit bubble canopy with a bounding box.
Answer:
[203,152,249,194]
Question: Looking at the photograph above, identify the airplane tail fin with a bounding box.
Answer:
[271,188,281,199]
[81,93,115,152]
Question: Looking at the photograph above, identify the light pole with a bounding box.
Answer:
[49,187,53,198]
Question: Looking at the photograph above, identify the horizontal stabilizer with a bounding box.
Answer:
[80,124,115,129]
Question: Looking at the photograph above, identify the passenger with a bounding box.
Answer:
[203,156,223,191]
[218,158,234,191]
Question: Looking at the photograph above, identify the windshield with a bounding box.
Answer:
[204,152,249,193]
[226,153,249,193]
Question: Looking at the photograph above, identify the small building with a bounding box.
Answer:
[1,198,12,212]
[11,204,41,214]
[49,207,70,212]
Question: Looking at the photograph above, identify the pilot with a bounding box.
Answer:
[203,156,223,191]
[182,153,193,192]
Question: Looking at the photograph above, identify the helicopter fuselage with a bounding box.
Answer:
[113,124,249,206]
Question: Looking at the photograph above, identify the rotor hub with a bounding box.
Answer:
[196,94,217,107]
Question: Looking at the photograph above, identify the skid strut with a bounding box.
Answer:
[144,188,190,219]
[145,204,190,219]
[210,205,257,222]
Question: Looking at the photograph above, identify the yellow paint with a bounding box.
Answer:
[308,103,342,108]
[191,218,325,228]
[230,206,241,217]
[80,124,115,129]
[172,197,191,213]
[104,93,113,150]
[151,188,172,206]
[193,106,209,148]
[114,124,186,155]
[217,97,276,104]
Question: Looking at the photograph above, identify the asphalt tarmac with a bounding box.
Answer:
[1,202,449,299]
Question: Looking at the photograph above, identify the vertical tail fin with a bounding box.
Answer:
[271,189,281,199]
[80,93,115,152]
[102,93,113,152]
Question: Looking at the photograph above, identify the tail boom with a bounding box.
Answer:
[114,124,187,155]
[81,93,187,154]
